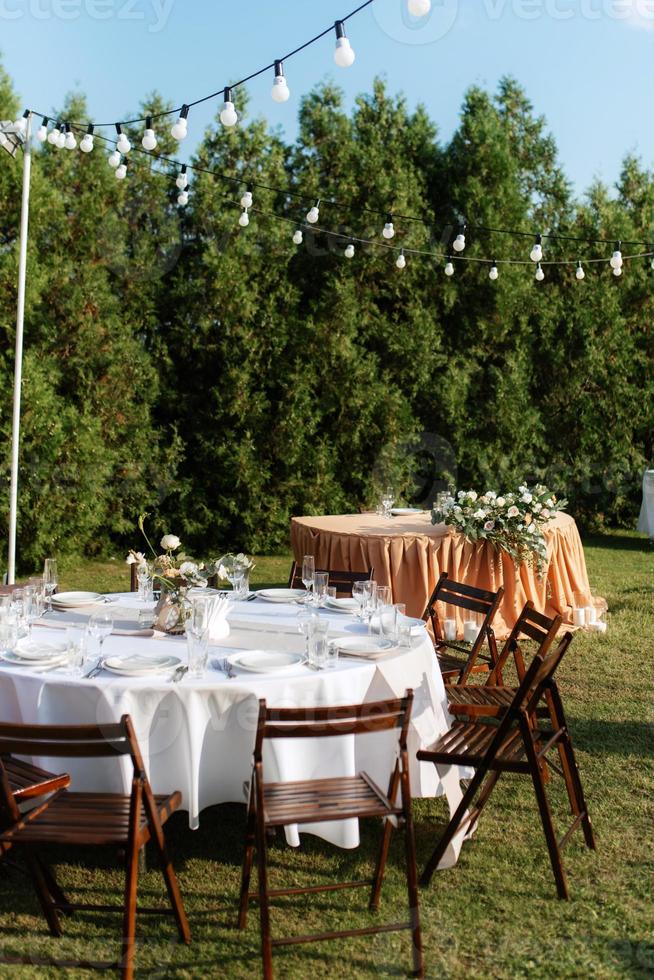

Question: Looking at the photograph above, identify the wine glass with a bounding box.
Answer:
[352,581,367,621]
[301,555,315,603]
[363,581,378,635]
[87,610,114,658]
[25,588,44,638]
[43,558,58,612]
[382,486,395,518]
[226,559,247,595]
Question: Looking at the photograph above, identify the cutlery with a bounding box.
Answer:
[305,661,322,671]
[84,660,104,678]
[171,664,188,684]
[215,658,236,678]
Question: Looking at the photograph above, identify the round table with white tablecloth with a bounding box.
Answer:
[0,592,468,865]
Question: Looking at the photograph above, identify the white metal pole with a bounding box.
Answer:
[7,113,32,584]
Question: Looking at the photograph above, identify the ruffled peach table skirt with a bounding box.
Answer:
[291,511,595,637]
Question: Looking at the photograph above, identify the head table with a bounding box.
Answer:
[0,592,469,868]
[291,511,597,635]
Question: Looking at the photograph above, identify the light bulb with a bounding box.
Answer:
[116,132,131,154]
[306,204,320,224]
[576,262,585,281]
[489,264,499,281]
[108,150,121,168]
[80,133,94,153]
[220,89,238,127]
[14,112,28,134]
[382,219,395,239]
[612,265,622,277]
[344,243,355,259]
[177,190,189,206]
[115,163,127,180]
[271,60,290,103]
[176,167,188,190]
[444,261,455,276]
[56,130,66,149]
[408,0,432,15]
[610,246,623,269]
[64,129,77,150]
[535,263,545,281]
[240,190,253,209]
[239,209,250,227]
[530,235,543,263]
[47,126,60,146]
[396,252,406,269]
[171,105,189,140]
[452,232,466,252]
[142,117,157,150]
[36,118,48,142]
[293,229,303,245]
[334,21,356,67]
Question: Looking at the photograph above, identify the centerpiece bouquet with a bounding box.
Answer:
[431,484,566,575]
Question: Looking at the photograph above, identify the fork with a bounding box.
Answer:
[171,664,189,684]
[84,660,104,679]
[216,658,236,678]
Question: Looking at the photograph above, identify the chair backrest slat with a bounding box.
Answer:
[436,592,495,616]
[488,602,562,683]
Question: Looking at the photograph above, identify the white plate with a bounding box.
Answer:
[256,589,306,603]
[227,649,306,673]
[103,654,181,677]
[325,597,359,613]
[13,639,69,661]
[390,507,424,516]
[334,637,395,658]
[1,650,70,669]
[52,591,103,607]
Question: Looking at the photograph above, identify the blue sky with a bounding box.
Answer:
[1,0,653,194]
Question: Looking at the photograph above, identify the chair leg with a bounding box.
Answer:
[548,688,596,851]
[255,818,273,980]
[152,831,191,944]
[25,849,62,937]
[369,816,393,912]
[37,858,72,916]
[524,730,569,900]
[238,832,256,928]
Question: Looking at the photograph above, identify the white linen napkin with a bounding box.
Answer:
[207,596,232,641]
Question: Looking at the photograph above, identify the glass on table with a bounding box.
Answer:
[301,555,315,603]
[187,632,209,677]
[308,620,329,668]
[297,607,319,656]
[352,581,368,620]
[0,617,18,655]
[326,586,337,602]
[381,486,395,519]
[87,610,114,657]
[362,581,378,635]
[187,597,210,639]
[42,558,58,612]
[66,626,87,676]
[313,571,329,607]
[138,609,155,630]
[136,564,153,602]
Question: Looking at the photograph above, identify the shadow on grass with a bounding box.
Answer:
[607,937,654,975]
[568,717,654,758]
[583,534,653,553]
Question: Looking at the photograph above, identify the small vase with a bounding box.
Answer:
[152,590,188,635]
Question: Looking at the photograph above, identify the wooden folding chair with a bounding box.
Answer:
[238,693,424,978]
[423,572,504,683]
[0,715,190,978]
[288,561,374,597]
[417,634,596,898]
[3,757,70,805]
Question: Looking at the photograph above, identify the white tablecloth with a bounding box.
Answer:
[0,593,466,862]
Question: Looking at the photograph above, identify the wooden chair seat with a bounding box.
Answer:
[0,790,181,846]
[446,684,517,716]
[419,722,531,772]
[3,758,70,802]
[263,775,400,827]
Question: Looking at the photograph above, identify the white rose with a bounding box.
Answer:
[484,520,495,531]
[541,507,550,519]
[180,561,198,577]
[473,508,487,520]
[496,497,505,508]
[507,505,519,518]
[521,492,532,504]
[527,523,536,534]
[468,491,478,502]
[533,502,542,513]
[160,534,181,551]
[126,550,146,566]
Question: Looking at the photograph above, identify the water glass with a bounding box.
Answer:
[187,632,209,677]
[66,627,87,675]
[326,640,340,670]
[187,597,210,639]
[87,610,114,656]
[381,486,395,518]
[352,581,367,620]
[43,558,58,611]
[308,620,329,667]
[234,571,250,600]
[326,586,337,602]
[137,565,153,602]
[0,618,17,655]
[297,608,319,655]
[313,571,329,607]
[301,555,315,603]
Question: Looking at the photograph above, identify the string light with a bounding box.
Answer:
[115,160,127,180]
[452,225,466,252]
[176,165,188,189]
[306,201,320,224]
[293,228,303,245]
[444,258,455,276]
[56,126,66,149]
[530,234,543,263]
[142,117,157,151]
[239,208,250,227]
[610,242,623,269]
[36,117,48,142]
[396,249,406,269]
[178,189,189,206]
[14,110,29,135]
[489,262,499,281]
[612,265,622,277]
[271,60,290,103]
[344,242,355,258]
[171,105,189,141]
[80,124,94,153]
[382,215,395,239]
[108,149,121,168]
[240,189,253,209]
[575,261,585,281]
[115,124,131,154]
[220,89,238,128]
[408,0,432,15]
[47,123,60,146]
[535,263,545,281]
[334,21,356,67]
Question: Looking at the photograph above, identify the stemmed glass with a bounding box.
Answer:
[301,555,315,603]
[25,588,44,638]
[363,581,378,635]
[352,581,367,621]
[381,486,395,519]
[43,558,58,612]
[87,610,114,659]
[186,598,210,677]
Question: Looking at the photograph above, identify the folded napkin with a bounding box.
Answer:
[208,596,232,641]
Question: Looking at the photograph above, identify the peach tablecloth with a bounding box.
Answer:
[291,511,595,637]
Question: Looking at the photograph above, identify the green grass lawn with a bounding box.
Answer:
[2,533,653,978]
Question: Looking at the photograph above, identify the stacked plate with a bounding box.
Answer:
[255,588,306,603]
[324,596,359,614]
[1,638,70,670]
[332,637,396,659]
[102,654,182,677]
[226,649,306,673]
[52,591,103,609]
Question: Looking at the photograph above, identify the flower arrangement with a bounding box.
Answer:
[215,553,256,582]
[431,484,567,574]
[126,516,210,596]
